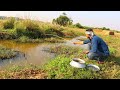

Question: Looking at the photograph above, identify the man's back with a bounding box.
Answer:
[90,35,110,56]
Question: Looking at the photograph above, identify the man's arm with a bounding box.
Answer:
[73,39,91,45]
[83,39,91,44]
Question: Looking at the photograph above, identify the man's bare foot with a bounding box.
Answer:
[98,61,104,64]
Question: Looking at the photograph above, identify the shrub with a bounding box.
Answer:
[74,23,83,28]
[0,32,13,40]
[0,45,18,59]
[0,21,4,30]
[15,21,26,38]
[18,36,29,43]
[3,17,15,29]
[45,27,64,38]
[102,27,110,30]
[109,47,117,55]
[15,20,44,39]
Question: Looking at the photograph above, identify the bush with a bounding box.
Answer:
[23,20,42,39]
[15,21,26,38]
[74,23,83,28]
[18,36,30,43]
[0,32,13,40]
[0,45,18,59]
[0,21,4,30]
[102,27,110,30]
[45,27,64,38]
[15,20,44,39]
[82,26,93,29]
[3,17,15,29]
[7,30,18,39]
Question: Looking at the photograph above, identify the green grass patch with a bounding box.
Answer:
[0,45,18,59]
[0,39,120,79]
[41,45,120,79]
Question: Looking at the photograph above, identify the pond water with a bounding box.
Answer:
[0,40,55,68]
[0,36,87,69]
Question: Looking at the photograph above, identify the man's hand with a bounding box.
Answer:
[83,51,89,54]
[73,41,83,45]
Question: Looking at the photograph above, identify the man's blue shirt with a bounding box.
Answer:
[84,35,110,56]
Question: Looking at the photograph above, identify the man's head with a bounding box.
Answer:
[85,28,94,39]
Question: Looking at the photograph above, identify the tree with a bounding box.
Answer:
[52,19,56,24]
[102,27,110,30]
[52,13,73,26]
[62,12,67,15]
[74,23,83,28]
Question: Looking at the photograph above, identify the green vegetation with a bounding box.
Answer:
[42,44,120,79]
[0,43,119,79]
[15,20,43,39]
[102,27,110,30]
[0,15,113,42]
[93,27,110,30]
[0,16,84,43]
[3,17,15,29]
[74,23,84,28]
[0,45,18,60]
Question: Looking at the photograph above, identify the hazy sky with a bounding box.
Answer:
[0,11,120,31]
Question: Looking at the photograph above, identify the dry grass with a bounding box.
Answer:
[0,69,47,79]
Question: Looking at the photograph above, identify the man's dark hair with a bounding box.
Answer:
[86,28,93,32]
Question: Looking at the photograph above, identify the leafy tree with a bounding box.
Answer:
[62,12,67,15]
[102,27,110,30]
[52,19,56,24]
[74,23,83,28]
[52,13,73,26]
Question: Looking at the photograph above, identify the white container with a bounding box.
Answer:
[72,58,85,63]
[87,64,100,71]
[70,58,86,68]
